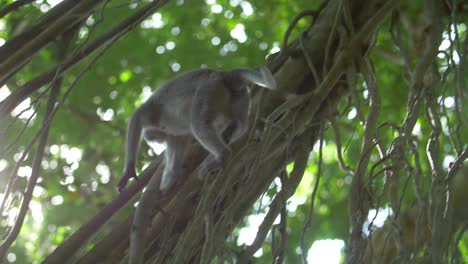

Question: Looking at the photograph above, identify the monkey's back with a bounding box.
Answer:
[144,69,224,135]
[152,69,218,98]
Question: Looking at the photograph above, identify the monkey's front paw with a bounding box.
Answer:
[118,168,138,193]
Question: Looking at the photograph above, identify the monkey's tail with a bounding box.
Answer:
[236,66,277,89]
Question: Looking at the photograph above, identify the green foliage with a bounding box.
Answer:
[0,0,467,263]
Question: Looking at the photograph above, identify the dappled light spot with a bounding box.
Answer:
[67,186,77,193]
[229,0,241,7]
[156,45,165,54]
[13,152,26,162]
[224,10,234,19]
[86,16,95,27]
[171,26,181,35]
[365,207,391,234]
[107,75,117,85]
[41,160,49,170]
[109,90,118,100]
[7,208,18,226]
[240,1,253,17]
[51,195,64,206]
[165,41,176,50]
[307,239,344,264]
[7,253,16,262]
[96,163,111,184]
[220,41,238,56]
[439,39,451,51]
[141,86,153,101]
[12,97,36,120]
[142,13,164,29]
[103,109,115,121]
[347,108,357,120]
[40,4,50,13]
[59,175,74,186]
[148,141,166,155]
[412,122,421,136]
[33,186,45,198]
[97,107,115,122]
[49,145,59,155]
[0,159,7,171]
[59,145,82,164]
[443,96,455,108]
[201,18,210,27]
[79,27,88,39]
[227,41,238,51]
[363,89,368,99]
[344,175,352,185]
[443,155,455,169]
[170,62,181,72]
[119,69,133,83]
[237,213,267,246]
[0,85,10,102]
[93,96,103,106]
[211,36,221,46]
[230,24,247,43]
[18,166,32,178]
[49,160,58,170]
[211,4,223,14]
[46,0,62,8]
[220,47,228,56]
[269,44,280,55]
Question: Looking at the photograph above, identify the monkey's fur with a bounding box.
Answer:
[118,66,276,192]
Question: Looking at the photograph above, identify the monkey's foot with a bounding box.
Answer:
[160,174,175,191]
[199,158,224,178]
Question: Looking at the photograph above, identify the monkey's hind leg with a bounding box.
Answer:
[192,115,232,177]
[160,135,190,191]
[191,81,234,177]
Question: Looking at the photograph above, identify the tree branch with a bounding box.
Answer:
[0,0,34,19]
[0,0,106,84]
[0,0,170,120]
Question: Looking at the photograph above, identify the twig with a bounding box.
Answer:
[0,0,105,84]
[200,213,214,264]
[281,10,318,55]
[330,119,354,173]
[238,134,310,264]
[0,0,80,61]
[274,195,287,264]
[0,27,73,259]
[346,56,381,264]
[0,0,170,119]
[300,126,324,264]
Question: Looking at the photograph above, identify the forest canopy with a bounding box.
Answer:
[0,0,467,263]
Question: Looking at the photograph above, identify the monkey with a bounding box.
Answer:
[118,66,276,192]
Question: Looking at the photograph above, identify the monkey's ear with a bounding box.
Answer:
[236,66,277,90]
[258,66,277,89]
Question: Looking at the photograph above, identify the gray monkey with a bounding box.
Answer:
[118,66,276,192]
